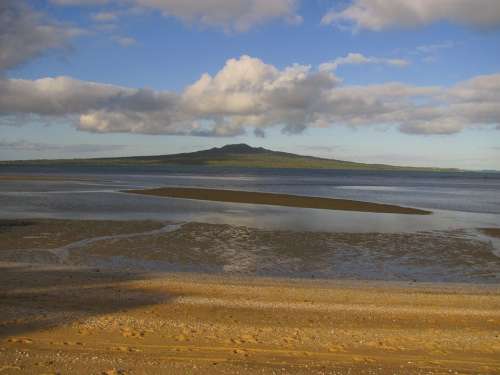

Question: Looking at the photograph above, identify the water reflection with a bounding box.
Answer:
[0,169,499,235]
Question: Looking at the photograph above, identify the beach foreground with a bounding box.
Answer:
[1,219,499,374]
[1,264,500,374]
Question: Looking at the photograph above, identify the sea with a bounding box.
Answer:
[1,165,499,282]
[1,165,499,232]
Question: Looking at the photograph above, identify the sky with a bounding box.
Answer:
[1,0,500,170]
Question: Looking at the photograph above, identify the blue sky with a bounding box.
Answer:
[1,0,500,169]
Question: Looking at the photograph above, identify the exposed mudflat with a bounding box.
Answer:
[1,219,498,283]
[482,228,500,238]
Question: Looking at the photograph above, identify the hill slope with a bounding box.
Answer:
[0,144,458,171]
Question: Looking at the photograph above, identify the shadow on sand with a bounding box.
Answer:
[0,264,176,339]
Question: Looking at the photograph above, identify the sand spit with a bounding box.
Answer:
[126,187,432,215]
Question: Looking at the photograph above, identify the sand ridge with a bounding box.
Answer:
[125,187,432,215]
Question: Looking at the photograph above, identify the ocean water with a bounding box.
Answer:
[0,165,499,232]
[1,165,499,282]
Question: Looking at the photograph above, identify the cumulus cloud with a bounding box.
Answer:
[445,74,500,127]
[0,55,499,137]
[322,0,500,31]
[319,53,409,72]
[0,76,151,115]
[0,0,84,72]
[181,56,339,134]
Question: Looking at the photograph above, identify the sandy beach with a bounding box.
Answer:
[1,264,499,374]
[1,218,499,374]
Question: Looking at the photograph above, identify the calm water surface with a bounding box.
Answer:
[1,165,499,234]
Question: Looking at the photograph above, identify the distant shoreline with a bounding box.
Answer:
[0,175,89,182]
[0,160,463,173]
[125,187,432,215]
[0,143,463,172]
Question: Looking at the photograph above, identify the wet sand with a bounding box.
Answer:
[482,228,500,238]
[1,219,500,374]
[126,187,431,215]
[2,219,498,283]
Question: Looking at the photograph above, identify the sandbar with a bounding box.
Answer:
[126,187,431,215]
[481,228,500,238]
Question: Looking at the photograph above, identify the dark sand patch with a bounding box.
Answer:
[126,187,431,215]
[481,228,500,239]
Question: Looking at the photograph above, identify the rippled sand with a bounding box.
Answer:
[2,219,497,283]
[1,219,500,374]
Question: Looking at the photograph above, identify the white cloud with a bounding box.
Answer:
[0,76,145,115]
[322,0,500,31]
[319,53,409,72]
[181,55,339,135]
[0,55,499,137]
[0,0,84,71]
